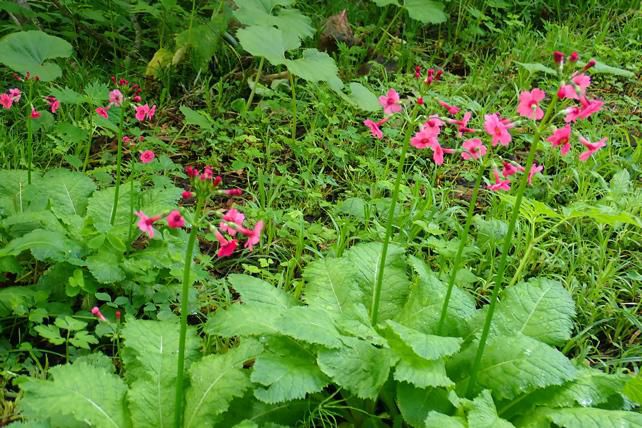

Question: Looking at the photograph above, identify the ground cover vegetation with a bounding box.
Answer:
[0,0,641,427]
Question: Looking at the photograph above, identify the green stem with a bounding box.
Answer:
[128,176,135,242]
[82,124,96,172]
[370,106,419,325]
[466,96,558,397]
[437,156,487,334]
[174,196,205,428]
[109,107,125,226]
[245,57,265,112]
[373,7,403,56]
[26,81,34,184]
[289,72,297,143]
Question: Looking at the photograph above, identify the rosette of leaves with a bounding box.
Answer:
[234,0,380,111]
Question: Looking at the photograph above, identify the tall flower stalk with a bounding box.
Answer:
[110,106,126,226]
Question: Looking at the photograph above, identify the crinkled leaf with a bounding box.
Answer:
[207,304,282,337]
[184,340,263,428]
[404,0,447,24]
[468,390,515,428]
[424,412,466,427]
[491,277,575,345]
[302,257,363,315]
[87,184,134,238]
[317,337,392,399]
[229,274,294,308]
[251,337,328,403]
[276,306,343,348]
[20,359,128,428]
[346,242,411,323]
[624,374,642,405]
[386,320,462,360]
[397,383,451,428]
[0,31,73,81]
[122,318,199,428]
[86,251,125,284]
[545,407,642,427]
[0,229,83,262]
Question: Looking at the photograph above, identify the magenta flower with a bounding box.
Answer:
[421,116,444,134]
[577,97,603,120]
[0,93,12,109]
[135,211,161,238]
[455,112,474,136]
[91,306,107,322]
[109,89,124,106]
[559,74,591,100]
[167,210,185,229]
[547,125,572,156]
[578,136,607,161]
[461,139,486,160]
[364,119,384,139]
[96,107,109,119]
[487,169,511,191]
[517,88,546,120]
[410,128,438,149]
[378,89,402,115]
[139,150,155,164]
[430,142,454,166]
[181,190,193,199]
[438,100,460,115]
[135,105,147,121]
[241,220,264,251]
[484,114,512,146]
[30,108,41,119]
[215,230,238,258]
[502,161,524,178]
[46,97,60,113]
[225,189,243,196]
[220,208,245,236]
[8,88,21,102]
[572,74,591,92]
[527,163,543,185]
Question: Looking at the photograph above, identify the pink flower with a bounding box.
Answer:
[241,220,264,251]
[578,136,607,161]
[421,116,444,134]
[225,189,243,196]
[424,68,435,85]
[568,52,579,62]
[200,166,214,181]
[484,113,512,146]
[414,65,421,78]
[220,208,245,236]
[8,88,21,102]
[139,150,155,164]
[572,74,591,92]
[132,95,142,103]
[47,97,60,113]
[215,230,238,258]
[364,119,384,139]
[135,105,148,121]
[553,51,565,64]
[559,74,591,100]
[547,125,572,155]
[148,105,156,119]
[417,97,424,105]
[135,211,161,238]
[517,88,546,120]
[487,169,511,191]
[461,139,486,160]
[438,100,460,115]
[0,93,12,109]
[96,107,109,119]
[577,97,603,120]
[91,306,107,322]
[430,142,454,166]
[502,161,524,177]
[410,128,438,149]
[109,89,124,106]
[527,163,543,185]
[379,89,402,115]
[455,112,474,136]
[30,108,41,119]
[181,190,193,199]
[166,210,185,229]
[185,166,199,177]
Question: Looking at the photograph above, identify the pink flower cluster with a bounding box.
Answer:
[0,88,21,109]
[95,78,155,122]
[134,210,184,239]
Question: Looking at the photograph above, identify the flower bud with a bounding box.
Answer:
[553,51,565,64]
[568,51,579,62]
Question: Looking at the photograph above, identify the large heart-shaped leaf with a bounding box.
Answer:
[404,0,447,23]
[237,25,286,65]
[0,31,73,81]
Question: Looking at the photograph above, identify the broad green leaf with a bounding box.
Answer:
[87,184,134,238]
[563,203,642,228]
[468,390,515,428]
[180,106,213,131]
[515,62,557,75]
[454,334,577,400]
[237,26,286,65]
[122,318,199,428]
[251,337,329,403]
[348,82,381,112]
[29,169,96,224]
[285,49,343,88]
[424,412,466,427]
[0,31,73,81]
[591,61,635,78]
[373,0,400,5]
[302,257,363,315]
[397,383,451,428]
[0,170,41,217]
[545,407,642,427]
[624,374,642,405]
[207,304,282,337]
[335,303,387,346]
[175,18,228,70]
[490,277,575,346]
[0,229,83,262]
[386,320,462,360]
[404,0,447,24]
[86,251,125,284]
[0,285,47,317]
[34,325,65,345]
[276,306,344,348]
[317,337,392,399]
[184,340,263,428]
[49,87,84,104]
[20,359,128,428]
[346,242,411,323]
[399,256,476,336]
[228,274,294,308]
